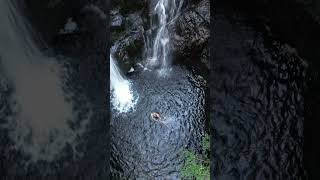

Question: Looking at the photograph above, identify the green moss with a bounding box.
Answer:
[181,134,210,180]
[202,134,210,152]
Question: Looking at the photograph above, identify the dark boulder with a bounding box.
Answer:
[170,0,210,69]
[111,11,146,72]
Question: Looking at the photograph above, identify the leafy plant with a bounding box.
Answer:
[181,134,210,179]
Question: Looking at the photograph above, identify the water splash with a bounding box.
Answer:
[147,0,184,69]
[110,55,137,113]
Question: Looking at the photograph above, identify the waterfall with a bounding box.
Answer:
[110,55,127,90]
[110,55,137,113]
[147,0,184,69]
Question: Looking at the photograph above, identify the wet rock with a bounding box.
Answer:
[111,9,124,28]
[110,0,211,72]
[128,67,135,73]
[200,46,210,69]
[111,31,144,71]
[59,18,78,34]
[111,11,146,72]
[171,0,210,69]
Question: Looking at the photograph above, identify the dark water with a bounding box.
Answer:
[111,66,206,179]
[211,13,307,179]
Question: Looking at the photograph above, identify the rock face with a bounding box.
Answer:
[171,0,210,69]
[110,0,210,72]
[110,6,146,71]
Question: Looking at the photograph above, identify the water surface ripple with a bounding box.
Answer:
[211,14,307,179]
[111,66,206,179]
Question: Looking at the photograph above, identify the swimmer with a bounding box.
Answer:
[151,112,161,120]
[150,112,169,128]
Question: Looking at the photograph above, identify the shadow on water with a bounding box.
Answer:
[111,66,206,179]
[212,6,308,180]
[213,1,320,179]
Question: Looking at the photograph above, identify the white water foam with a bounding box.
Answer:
[110,55,138,113]
[147,0,184,69]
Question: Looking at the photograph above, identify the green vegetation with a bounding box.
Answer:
[181,134,210,179]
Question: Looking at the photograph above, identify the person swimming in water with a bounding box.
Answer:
[151,112,161,121]
[150,112,169,128]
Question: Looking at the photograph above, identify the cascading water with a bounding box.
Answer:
[110,55,137,113]
[147,0,184,70]
[110,0,207,178]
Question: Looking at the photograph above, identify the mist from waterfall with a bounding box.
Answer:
[147,0,184,70]
[110,55,137,113]
[0,0,78,161]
